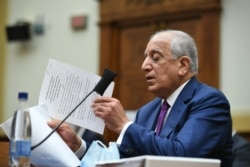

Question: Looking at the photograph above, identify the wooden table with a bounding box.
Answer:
[0,141,9,167]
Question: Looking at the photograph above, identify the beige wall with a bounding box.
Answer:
[0,1,7,118]
[0,0,7,135]
[220,0,250,132]
[3,0,100,120]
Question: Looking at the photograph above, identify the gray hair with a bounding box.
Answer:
[153,30,198,74]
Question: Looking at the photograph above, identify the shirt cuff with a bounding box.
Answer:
[74,138,86,159]
[116,121,133,145]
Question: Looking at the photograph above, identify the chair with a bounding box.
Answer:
[232,133,250,167]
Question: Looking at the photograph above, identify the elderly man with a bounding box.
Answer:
[49,29,232,167]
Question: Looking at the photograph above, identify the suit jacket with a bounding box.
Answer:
[119,77,232,167]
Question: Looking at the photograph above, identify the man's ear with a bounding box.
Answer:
[178,56,190,76]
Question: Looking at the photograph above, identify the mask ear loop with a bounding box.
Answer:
[96,140,107,149]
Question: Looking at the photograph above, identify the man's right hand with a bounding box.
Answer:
[47,119,82,152]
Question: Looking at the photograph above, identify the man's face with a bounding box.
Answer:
[142,33,181,98]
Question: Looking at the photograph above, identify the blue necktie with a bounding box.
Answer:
[156,101,170,135]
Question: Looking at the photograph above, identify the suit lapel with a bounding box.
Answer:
[148,99,162,130]
[136,98,162,131]
[159,77,199,137]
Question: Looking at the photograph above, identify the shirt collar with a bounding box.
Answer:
[164,79,190,107]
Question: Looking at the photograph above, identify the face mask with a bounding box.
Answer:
[81,140,120,167]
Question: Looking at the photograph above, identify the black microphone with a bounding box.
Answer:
[94,68,117,95]
[31,68,117,150]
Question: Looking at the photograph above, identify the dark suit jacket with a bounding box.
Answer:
[232,133,250,167]
[119,77,232,167]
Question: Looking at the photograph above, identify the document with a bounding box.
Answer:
[39,59,114,134]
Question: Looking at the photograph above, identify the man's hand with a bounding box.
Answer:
[47,119,82,152]
[91,97,130,134]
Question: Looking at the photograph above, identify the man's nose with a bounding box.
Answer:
[141,57,150,71]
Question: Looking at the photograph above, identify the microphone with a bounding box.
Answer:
[31,68,117,150]
[94,68,117,95]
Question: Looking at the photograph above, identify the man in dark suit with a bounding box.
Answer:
[48,29,232,167]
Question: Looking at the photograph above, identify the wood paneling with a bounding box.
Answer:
[0,141,9,167]
[0,0,7,123]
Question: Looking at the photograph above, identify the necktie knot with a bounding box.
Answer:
[156,100,170,135]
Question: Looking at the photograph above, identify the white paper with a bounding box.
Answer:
[0,104,81,167]
[96,155,221,167]
[39,59,114,134]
